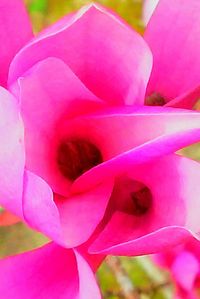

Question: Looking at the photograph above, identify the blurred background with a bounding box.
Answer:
[1,1,200,298]
[24,0,144,33]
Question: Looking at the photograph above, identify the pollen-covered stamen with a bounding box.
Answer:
[131,187,152,216]
[145,92,166,106]
[57,138,103,181]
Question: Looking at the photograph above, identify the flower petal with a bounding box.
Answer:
[0,87,25,217]
[69,106,200,192]
[172,250,199,291]
[55,180,114,247]
[74,249,102,299]
[17,57,104,196]
[23,170,113,248]
[165,86,200,109]
[0,0,33,86]
[0,243,101,299]
[145,0,200,105]
[89,155,200,255]
[90,225,192,256]
[23,170,63,246]
[9,4,152,105]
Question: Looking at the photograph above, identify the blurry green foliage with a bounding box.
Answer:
[25,0,144,33]
[0,222,48,258]
[29,0,47,12]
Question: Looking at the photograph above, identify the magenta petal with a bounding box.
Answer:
[0,243,101,299]
[0,87,25,217]
[74,250,102,299]
[23,170,63,246]
[90,225,192,256]
[9,4,152,105]
[74,128,200,193]
[0,0,33,87]
[70,107,200,192]
[17,57,104,196]
[19,57,103,129]
[172,251,199,291]
[145,0,200,102]
[165,86,200,109]
[55,180,114,247]
[89,155,200,256]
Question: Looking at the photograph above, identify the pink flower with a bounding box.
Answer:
[153,237,200,298]
[144,0,200,109]
[1,0,200,255]
[0,0,32,87]
[1,1,200,297]
[0,242,102,299]
[89,154,200,256]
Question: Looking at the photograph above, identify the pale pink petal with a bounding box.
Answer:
[9,4,152,106]
[172,251,199,291]
[90,225,192,256]
[153,238,200,297]
[74,128,200,193]
[69,106,200,192]
[89,155,200,255]
[178,158,200,233]
[17,57,104,196]
[145,0,200,105]
[23,170,113,248]
[74,250,102,299]
[0,87,24,217]
[0,0,33,86]
[23,170,63,246]
[0,243,101,299]
[55,180,114,247]
[143,0,159,25]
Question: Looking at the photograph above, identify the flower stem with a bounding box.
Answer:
[105,256,139,299]
[135,256,172,299]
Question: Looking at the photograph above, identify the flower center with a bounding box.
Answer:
[130,186,152,216]
[111,178,153,217]
[145,92,166,106]
[57,138,103,181]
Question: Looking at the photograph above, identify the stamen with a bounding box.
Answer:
[57,138,103,181]
[146,92,166,106]
[131,187,152,216]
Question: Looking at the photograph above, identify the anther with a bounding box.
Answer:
[146,92,166,106]
[57,138,103,181]
[131,187,152,216]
